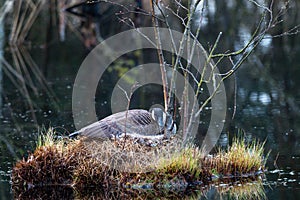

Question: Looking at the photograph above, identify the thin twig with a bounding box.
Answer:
[150,1,168,112]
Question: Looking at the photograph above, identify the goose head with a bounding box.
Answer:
[150,107,177,136]
[150,107,166,129]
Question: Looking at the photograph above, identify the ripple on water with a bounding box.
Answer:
[266,168,300,189]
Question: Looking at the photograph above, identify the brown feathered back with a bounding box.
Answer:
[72,109,162,140]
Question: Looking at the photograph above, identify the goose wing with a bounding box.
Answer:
[75,109,162,139]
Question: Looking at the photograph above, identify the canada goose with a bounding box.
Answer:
[69,108,177,140]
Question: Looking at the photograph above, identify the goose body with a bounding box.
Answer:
[69,108,176,140]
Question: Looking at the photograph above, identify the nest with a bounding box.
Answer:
[11,130,267,194]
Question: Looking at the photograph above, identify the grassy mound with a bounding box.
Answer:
[11,129,268,192]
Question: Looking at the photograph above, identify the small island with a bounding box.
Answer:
[11,128,267,198]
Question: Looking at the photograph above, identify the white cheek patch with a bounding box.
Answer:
[151,110,155,120]
[162,112,166,125]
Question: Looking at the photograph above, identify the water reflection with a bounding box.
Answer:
[13,178,266,200]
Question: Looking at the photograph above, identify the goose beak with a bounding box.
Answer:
[166,113,177,135]
[171,123,177,135]
[165,114,173,130]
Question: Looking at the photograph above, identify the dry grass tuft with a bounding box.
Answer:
[203,137,267,178]
[84,136,182,173]
[12,130,87,189]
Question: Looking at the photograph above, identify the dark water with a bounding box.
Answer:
[0,0,300,199]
